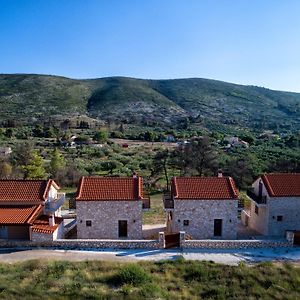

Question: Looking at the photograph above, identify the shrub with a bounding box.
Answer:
[113,264,151,286]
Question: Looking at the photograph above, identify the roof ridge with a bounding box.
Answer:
[76,176,85,200]
[261,174,275,197]
[137,177,143,199]
[228,177,238,198]
[173,177,178,198]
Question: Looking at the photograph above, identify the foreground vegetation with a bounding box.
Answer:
[0,259,299,299]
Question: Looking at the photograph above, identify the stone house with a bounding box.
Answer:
[0,179,65,240]
[76,176,147,239]
[164,176,238,239]
[244,173,300,236]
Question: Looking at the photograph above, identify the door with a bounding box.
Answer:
[0,226,7,239]
[165,233,180,248]
[214,219,222,237]
[118,220,128,238]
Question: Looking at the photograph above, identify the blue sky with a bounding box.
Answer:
[0,0,300,92]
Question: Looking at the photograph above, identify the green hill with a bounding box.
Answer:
[1,74,300,131]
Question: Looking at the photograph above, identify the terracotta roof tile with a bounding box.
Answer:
[261,173,300,197]
[172,177,238,200]
[0,179,59,203]
[32,215,63,234]
[0,205,42,224]
[76,176,144,201]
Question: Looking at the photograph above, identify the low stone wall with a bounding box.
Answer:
[0,238,162,249]
[182,239,292,249]
[180,231,293,249]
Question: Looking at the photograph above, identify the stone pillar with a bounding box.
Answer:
[286,231,294,245]
[179,231,185,248]
[159,232,165,249]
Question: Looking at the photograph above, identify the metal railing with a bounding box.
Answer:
[45,193,66,213]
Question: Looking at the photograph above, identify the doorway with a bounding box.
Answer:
[214,219,222,237]
[118,220,128,238]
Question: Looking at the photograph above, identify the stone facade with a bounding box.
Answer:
[169,199,238,239]
[31,222,64,242]
[77,200,143,239]
[248,178,300,237]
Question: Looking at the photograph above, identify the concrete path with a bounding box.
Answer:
[0,247,300,265]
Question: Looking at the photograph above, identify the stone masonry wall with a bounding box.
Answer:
[248,200,268,235]
[77,200,142,239]
[180,231,294,249]
[268,197,300,236]
[0,239,162,249]
[31,222,64,242]
[171,199,237,239]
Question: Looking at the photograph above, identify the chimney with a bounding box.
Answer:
[217,170,223,178]
[49,215,55,226]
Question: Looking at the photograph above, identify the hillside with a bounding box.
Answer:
[1,74,300,131]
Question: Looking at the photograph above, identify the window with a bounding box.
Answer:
[255,205,259,215]
[277,216,283,222]
[183,220,189,226]
[86,220,92,227]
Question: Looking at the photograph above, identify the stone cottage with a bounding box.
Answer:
[76,176,146,239]
[164,176,239,239]
[0,179,65,241]
[244,173,300,236]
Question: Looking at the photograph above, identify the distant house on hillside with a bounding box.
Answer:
[164,176,239,239]
[0,147,12,157]
[243,173,300,237]
[224,136,249,148]
[76,176,149,239]
[0,179,65,241]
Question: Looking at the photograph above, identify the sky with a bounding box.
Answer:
[0,0,300,92]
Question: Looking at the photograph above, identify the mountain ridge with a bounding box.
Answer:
[1,74,300,130]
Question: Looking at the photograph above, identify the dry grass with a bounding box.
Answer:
[143,193,166,225]
[0,259,300,299]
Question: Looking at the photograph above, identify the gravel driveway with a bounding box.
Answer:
[0,247,300,265]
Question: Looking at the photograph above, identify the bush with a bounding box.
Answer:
[113,264,151,286]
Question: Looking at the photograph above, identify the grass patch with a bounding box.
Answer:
[143,193,165,225]
[112,264,151,286]
[0,259,299,299]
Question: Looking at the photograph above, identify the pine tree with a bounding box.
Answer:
[23,151,46,179]
[50,148,66,177]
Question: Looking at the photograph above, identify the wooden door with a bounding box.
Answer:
[165,233,180,248]
[118,220,128,238]
[214,219,222,237]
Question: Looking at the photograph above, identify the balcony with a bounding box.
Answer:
[246,189,267,205]
[45,193,66,214]
[163,192,174,209]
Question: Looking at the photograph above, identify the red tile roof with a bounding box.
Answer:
[76,176,144,201]
[0,179,59,203]
[0,205,42,224]
[171,177,238,200]
[32,215,63,234]
[261,173,300,197]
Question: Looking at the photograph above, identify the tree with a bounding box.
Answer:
[12,141,34,166]
[50,148,66,178]
[0,161,12,178]
[93,130,108,142]
[174,137,218,176]
[153,149,171,190]
[22,151,46,179]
